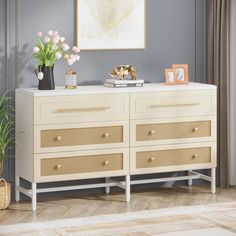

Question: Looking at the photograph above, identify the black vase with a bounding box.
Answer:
[36,65,55,90]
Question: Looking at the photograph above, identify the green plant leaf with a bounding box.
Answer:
[0,93,14,163]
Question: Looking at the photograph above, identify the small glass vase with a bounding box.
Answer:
[65,68,77,89]
[35,64,55,90]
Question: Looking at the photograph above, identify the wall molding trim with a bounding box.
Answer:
[229,0,236,186]
[195,0,207,84]
[3,0,20,181]
[1,0,208,183]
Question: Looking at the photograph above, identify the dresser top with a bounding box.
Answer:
[16,82,216,97]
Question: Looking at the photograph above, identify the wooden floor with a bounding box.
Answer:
[1,185,236,226]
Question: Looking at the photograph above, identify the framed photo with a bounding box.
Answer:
[165,69,176,85]
[76,0,146,50]
[172,64,189,84]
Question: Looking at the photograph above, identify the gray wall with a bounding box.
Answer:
[0,0,207,183]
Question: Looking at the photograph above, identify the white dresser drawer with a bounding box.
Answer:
[130,90,216,119]
[34,93,129,125]
[34,121,129,153]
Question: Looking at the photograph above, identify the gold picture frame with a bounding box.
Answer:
[75,0,146,50]
[165,69,177,85]
[172,64,189,84]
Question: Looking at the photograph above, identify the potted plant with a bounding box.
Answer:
[33,31,80,90]
[0,93,14,210]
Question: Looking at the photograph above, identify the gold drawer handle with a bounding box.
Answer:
[56,164,62,169]
[149,129,156,135]
[104,132,110,138]
[56,107,111,113]
[149,157,156,162]
[56,136,62,142]
[150,103,200,109]
[192,154,199,159]
[104,160,110,166]
[193,127,199,133]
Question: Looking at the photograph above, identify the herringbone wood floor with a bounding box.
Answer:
[1,185,236,226]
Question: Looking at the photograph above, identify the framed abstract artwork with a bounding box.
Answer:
[76,0,146,50]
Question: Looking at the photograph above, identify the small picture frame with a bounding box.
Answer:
[172,64,189,84]
[165,69,176,85]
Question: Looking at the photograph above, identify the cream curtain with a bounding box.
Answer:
[207,0,230,186]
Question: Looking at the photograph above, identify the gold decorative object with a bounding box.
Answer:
[65,69,77,89]
[109,65,137,80]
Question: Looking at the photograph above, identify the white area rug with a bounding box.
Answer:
[1,202,236,235]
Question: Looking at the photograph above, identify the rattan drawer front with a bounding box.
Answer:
[136,121,211,141]
[41,126,123,148]
[34,93,129,125]
[136,147,211,169]
[41,153,123,176]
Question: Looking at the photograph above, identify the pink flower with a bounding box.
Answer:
[72,46,80,53]
[33,47,40,53]
[44,36,50,43]
[37,32,43,37]
[64,54,69,59]
[52,35,60,44]
[37,72,44,80]
[70,54,76,63]
[67,58,74,66]
[55,52,62,60]
[47,30,53,36]
[75,55,80,61]
[62,43,70,51]
[60,37,65,43]
[53,31,58,36]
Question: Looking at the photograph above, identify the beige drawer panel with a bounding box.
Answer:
[130,90,216,119]
[41,153,123,176]
[130,117,216,147]
[34,148,129,182]
[130,143,216,175]
[137,121,211,141]
[41,126,123,147]
[34,121,129,153]
[34,93,129,125]
[136,147,211,169]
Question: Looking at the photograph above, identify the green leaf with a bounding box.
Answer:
[0,93,14,163]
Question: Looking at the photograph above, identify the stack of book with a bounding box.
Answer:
[104,79,144,88]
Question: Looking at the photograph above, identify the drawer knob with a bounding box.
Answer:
[56,136,62,142]
[104,132,110,138]
[104,160,110,165]
[193,154,199,159]
[150,129,156,135]
[149,157,156,162]
[56,164,62,169]
[193,127,199,133]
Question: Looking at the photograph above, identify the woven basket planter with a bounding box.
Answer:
[0,178,11,210]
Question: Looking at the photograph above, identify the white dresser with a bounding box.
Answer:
[15,83,217,211]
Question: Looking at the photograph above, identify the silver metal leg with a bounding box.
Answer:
[105,177,110,194]
[211,168,216,194]
[188,170,193,187]
[32,182,37,211]
[125,175,130,202]
[15,175,20,202]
